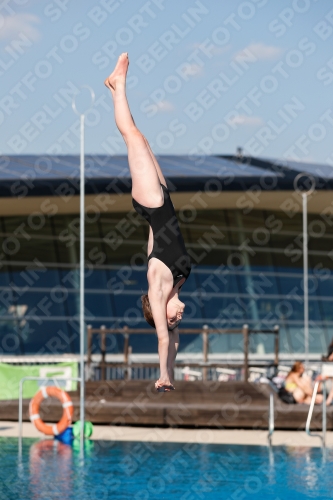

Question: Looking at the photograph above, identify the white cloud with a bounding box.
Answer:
[210,45,232,56]
[234,43,283,61]
[156,101,175,112]
[0,14,40,42]
[183,63,203,77]
[227,115,264,126]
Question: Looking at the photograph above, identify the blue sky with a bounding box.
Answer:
[1,0,333,164]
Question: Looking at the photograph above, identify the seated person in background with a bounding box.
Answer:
[322,339,333,361]
[285,361,333,405]
[317,339,333,394]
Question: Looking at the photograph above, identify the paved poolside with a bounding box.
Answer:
[0,421,331,447]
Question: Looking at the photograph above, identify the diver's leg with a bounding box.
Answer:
[142,135,167,188]
[104,53,163,208]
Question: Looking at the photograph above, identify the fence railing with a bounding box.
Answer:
[87,324,280,382]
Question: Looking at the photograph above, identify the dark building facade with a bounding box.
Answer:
[0,154,332,358]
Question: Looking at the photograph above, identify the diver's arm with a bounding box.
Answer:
[148,286,170,382]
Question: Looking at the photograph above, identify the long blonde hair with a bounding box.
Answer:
[288,361,303,376]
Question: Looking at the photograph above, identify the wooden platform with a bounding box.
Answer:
[1,381,331,430]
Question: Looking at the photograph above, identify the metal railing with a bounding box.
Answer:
[305,379,327,447]
[87,324,280,381]
[268,392,274,446]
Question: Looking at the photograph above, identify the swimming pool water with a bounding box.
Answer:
[0,437,332,500]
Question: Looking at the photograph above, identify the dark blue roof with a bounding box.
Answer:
[266,158,333,179]
[1,155,278,179]
[0,155,331,197]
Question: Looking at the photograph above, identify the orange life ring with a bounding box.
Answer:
[29,386,74,436]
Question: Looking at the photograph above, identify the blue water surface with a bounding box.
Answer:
[0,437,332,500]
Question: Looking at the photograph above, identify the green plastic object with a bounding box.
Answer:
[72,438,94,455]
[72,420,94,439]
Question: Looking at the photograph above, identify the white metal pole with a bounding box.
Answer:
[323,379,326,448]
[72,85,94,459]
[303,192,309,366]
[79,113,85,455]
[18,378,23,459]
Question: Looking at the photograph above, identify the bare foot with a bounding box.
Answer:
[104,52,129,91]
[155,378,175,392]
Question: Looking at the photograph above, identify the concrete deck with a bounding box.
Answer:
[0,421,331,448]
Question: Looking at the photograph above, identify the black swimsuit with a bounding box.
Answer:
[132,184,191,288]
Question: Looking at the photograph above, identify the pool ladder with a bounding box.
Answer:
[268,391,274,446]
[268,381,327,447]
[305,380,327,447]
